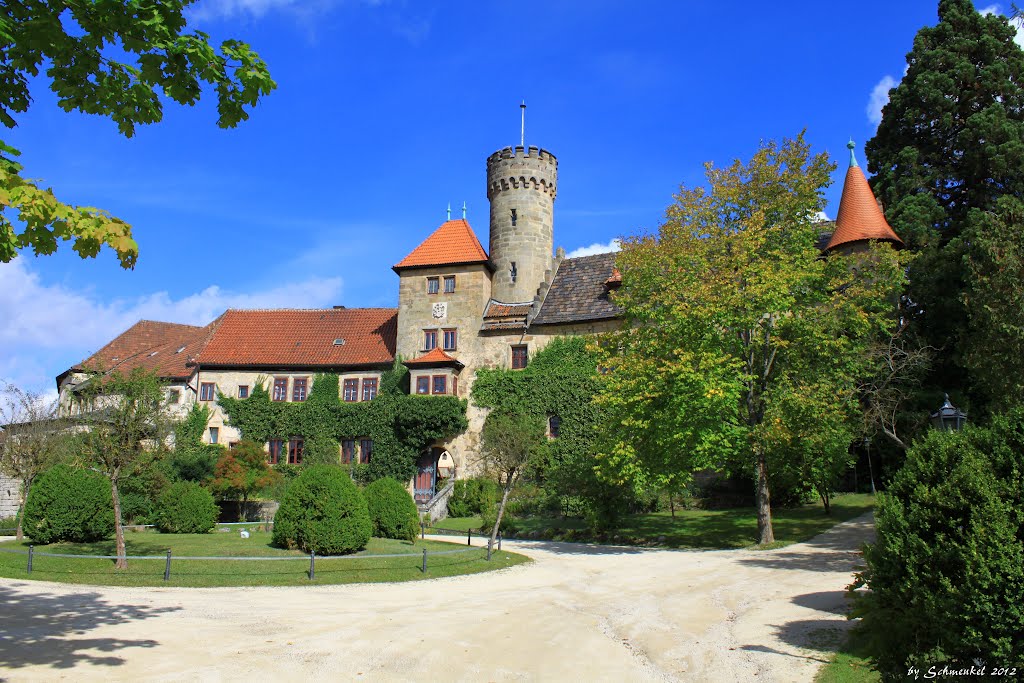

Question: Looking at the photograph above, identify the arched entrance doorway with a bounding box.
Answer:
[414,447,444,504]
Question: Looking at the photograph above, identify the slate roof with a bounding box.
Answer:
[393,219,489,270]
[824,152,902,252]
[196,308,397,368]
[531,252,622,326]
[71,320,214,380]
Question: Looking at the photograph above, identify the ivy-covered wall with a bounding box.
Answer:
[472,336,626,519]
[219,362,467,483]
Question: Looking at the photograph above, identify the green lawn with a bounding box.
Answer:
[814,626,880,683]
[434,493,875,549]
[0,530,529,587]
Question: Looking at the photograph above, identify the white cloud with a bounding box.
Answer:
[188,0,385,21]
[815,210,831,222]
[0,259,342,393]
[867,75,898,126]
[565,239,621,258]
[980,5,1024,48]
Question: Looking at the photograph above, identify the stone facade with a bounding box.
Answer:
[0,474,20,520]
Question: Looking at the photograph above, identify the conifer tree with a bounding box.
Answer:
[865,0,1024,411]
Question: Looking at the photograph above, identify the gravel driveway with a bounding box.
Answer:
[0,514,873,682]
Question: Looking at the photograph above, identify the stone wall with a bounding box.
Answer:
[0,474,20,520]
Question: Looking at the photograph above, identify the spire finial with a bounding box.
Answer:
[461,201,467,219]
[446,202,451,220]
[847,139,859,168]
[520,100,526,148]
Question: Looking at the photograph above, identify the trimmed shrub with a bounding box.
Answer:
[365,477,419,541]
[447,478,499,518]
[853,411,1024,676]
[23,464,113,544]
[272,465,371,554]
[154,482,219,534]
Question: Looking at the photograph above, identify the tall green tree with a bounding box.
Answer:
[0,0,275,267]
[600,135,905,544]
[77,367,170,569]
[865,0,1024,412]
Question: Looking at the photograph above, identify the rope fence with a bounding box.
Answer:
[0,542,489,581]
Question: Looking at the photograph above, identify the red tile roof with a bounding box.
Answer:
[403,347,463,367]
[196,308,397,367]
[393,219,488,270]
[73,320,213,380]
[825,164,903,252]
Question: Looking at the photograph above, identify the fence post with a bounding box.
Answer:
[421,548,427,573]
[308,550,316,580]
[163,550,172,581]
[27,544,33,574]
[486,542,492,562]
[467,527,471,546]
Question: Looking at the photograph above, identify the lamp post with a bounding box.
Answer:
[930,394,967,431]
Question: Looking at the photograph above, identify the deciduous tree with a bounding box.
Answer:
[600,135,905,544]
[0,0,275,267]
[210,439,280,521]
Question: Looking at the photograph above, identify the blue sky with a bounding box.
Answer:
[2,0,1019,398]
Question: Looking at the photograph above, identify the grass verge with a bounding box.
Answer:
[814,625,880,683]
[0,530,529,587]
[434,493,875,549]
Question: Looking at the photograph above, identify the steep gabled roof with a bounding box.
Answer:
[531,252,622,326]
[72,320,212,381]
[824,142,903,252]
[195,308,397,367]
[393,219,488,271]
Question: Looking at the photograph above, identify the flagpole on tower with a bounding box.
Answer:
[520,101,526,148]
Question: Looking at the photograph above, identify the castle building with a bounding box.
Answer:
[49,138,898,510]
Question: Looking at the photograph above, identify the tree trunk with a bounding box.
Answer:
[488,479,514,557]
[756,449,774,545]
[669,495,676,519]
[237,496,244,523]
[15,475,32,541]
[111,475,127,570]
[15,502,24,541]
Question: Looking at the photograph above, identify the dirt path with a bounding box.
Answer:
[0,514,873,682]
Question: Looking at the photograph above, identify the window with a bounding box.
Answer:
[359,439,373,464]
[200,382,216,401]
[209,427,219,444]
[443,275,455,293]
[229,441,239,450]
[416,376,430,394]
[426,277,439,294]
[273,377,288,402]
[268,439,283,464]
[453,375,458,396]
[288,438,304,464]
[238,385,249,399]
[341,439,356,464]
[432,375,447,395]
[443,328,457,351]
[512,345,528,369]
[343,378,359,402]
[167,389,181,405]
[362,378,378,402]
[292,378,308,402]
[424,329,438,351]
[548,415,561,439]
[510,208,517,226]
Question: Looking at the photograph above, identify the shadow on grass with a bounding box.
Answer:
[736,514,874,572]
[0,583,179,670]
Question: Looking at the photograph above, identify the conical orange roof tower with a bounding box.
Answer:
[824,141,903,253]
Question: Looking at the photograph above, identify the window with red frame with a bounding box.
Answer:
[424,329,437,351]
[268,439,283,464]
[442,328,457,351]
[443,275,455,293]
[272,378,288,402]
[362,378,378,401]
[292,378,308,402]
[416,376,429,394]
[343,378,359,402]
[432,375,447,395]
[512,345,528,369]
[359,439,373,464]
[200,382,216,401]
[341,439,356,464]
[288,437,304,464]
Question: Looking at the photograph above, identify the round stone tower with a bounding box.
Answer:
[486,145,558,302]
